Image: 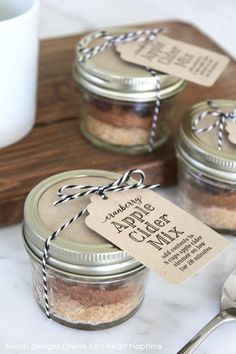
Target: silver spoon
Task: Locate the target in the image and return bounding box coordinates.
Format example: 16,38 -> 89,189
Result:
177,269 -> 236,353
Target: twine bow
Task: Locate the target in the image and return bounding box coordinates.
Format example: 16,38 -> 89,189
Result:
192,100 -> 236,150
77,28 -> 166,152
42,169 -> 160,318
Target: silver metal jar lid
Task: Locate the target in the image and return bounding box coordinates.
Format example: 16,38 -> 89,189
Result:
74,28 -> 186,102
176,99 -> 236,183
23,170 -> 142,276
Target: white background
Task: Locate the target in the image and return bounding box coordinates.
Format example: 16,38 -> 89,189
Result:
40,0 -> 236,58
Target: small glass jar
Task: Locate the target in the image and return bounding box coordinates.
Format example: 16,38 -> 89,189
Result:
176,100 -> 236,235
23,170 -> 148,329
74,29 -> 186,154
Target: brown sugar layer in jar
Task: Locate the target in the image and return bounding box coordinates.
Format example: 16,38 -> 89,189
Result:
83,96 -> 173,147
51,278 -> 138,307
180,178 -> 236,233
50,278 -> 144,325
185,181 -> 236,210
84,115 -> 151,146
87,97 -> 172,129
31,260 -> 145,326
52,295 -> 142,325
181,197 -> 236,234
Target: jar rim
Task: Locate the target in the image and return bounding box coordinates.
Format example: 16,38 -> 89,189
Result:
176,99 -> 236,184
74,28 -> 186,102
24,235 -> 145,280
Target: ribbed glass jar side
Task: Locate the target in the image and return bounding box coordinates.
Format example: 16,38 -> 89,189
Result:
79,89 -> 180,154
177,160 -> 236,235
30,253 -> 148,330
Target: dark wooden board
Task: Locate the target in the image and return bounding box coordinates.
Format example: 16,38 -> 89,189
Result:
0,21 -> 235,226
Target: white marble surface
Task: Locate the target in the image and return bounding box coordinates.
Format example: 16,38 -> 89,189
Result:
1,1 -> 236,353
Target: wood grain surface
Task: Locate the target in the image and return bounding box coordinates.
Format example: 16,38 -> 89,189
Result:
0,21 -> 235,226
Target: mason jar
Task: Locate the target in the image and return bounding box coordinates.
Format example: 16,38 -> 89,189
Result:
73,29 -> 186,154
23,170 -> 148,329
176,100 -> 236,235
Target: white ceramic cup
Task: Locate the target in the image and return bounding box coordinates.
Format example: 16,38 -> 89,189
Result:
0,0 -> 39,148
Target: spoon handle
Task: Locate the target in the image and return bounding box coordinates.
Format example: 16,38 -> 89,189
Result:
177,313 -> 229,354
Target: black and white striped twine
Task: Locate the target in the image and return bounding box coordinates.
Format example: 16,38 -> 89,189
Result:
42,168 -> 160,319
192,100 -> 236,151
77,28 -> 166,152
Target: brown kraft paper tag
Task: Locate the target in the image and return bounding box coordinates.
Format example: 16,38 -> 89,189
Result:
85,189 -> 229,284
225,121 -> 236,145
116,34 -> 230,86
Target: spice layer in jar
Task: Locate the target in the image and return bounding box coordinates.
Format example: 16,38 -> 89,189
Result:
23,170 -> 148,329
176,100 -> 236,235
74,28 -> 186,154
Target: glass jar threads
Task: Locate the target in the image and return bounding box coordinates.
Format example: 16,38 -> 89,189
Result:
23,170 -> 148,329
73,28 -> 186,154
176,100 -> 236,235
